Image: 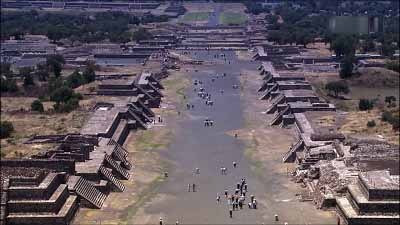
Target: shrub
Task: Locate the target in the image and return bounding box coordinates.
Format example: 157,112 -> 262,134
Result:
325,80 -> 350,98
31,99 -> 44,112
359,99 -> 374,111
0,121 -> 14,139
367,120 -> 376,127
381,111 -> 393,122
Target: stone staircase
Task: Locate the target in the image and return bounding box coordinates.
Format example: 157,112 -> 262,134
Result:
104,154 -> 130,180
270,105 -> 290,126
127,108 -> 148,129
266,94 -> 285,113
336,173 -> 400,225
112,145 -> 131,170
282,139 -> 304,163
99,166 -> 125,192
68,176 -> 107,209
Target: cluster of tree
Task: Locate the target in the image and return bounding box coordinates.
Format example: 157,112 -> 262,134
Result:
266,5 -> 328,47
1,54 -> 67,94
381,110 -> 400,131
50,86 -> 83,113
66,63 -> 96,89
0,121 -> 14,139
1,11 -> 167,43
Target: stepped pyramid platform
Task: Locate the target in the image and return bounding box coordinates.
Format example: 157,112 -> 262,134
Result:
336,171 -> 400,225
3,172 -> 78,225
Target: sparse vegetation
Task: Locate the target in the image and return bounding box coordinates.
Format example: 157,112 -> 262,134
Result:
325,80 -> 350,98
0,121 -> 14,139
367,120 -> 376,127
31,99 -> 44,113
359,99 -> 374,111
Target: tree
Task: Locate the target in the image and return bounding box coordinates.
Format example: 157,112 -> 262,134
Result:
131,28 -> 152,42
19,67 -> 34,86
66,70 -> 84,89
31,99 -> 44,112
325,80 -> 350,98
1,78 -> 18,93
359,99 -> 374,111
367,120 -> 376,127
50,86 -> 74,103
330,35 -> 358,58
46,55 -> 65,77
361,38 -> 375,53
385,96 -> 397,107
339,55 -> 355,79
36,63 -> 50,81
0,121 -> 14,139
47,76 -> 64,93
1,63 -> 13,78
82,62 -> 96,83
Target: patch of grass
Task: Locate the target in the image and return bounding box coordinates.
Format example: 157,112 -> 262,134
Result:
182,12 -> 210,22
135,130 -> 171,151
119,175 -> 165,225
219,12 -> 247,25
243,135 -> 265,178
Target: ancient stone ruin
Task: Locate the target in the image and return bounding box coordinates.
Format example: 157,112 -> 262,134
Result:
0,72 -> 164,225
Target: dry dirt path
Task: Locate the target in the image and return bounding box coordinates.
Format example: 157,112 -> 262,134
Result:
127,51 -> 337,225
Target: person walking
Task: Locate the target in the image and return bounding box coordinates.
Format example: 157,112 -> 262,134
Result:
229,209 -> 233,218
216,194 -> 220,203
192,183 -> 196,192
159,217 -> 163,225
224,189 -> 228,198
233,161 -> 237,168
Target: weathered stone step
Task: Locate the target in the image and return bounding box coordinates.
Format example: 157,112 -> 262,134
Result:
70,176 -> 107,209
104,154 -> 130,180
99,166 -> 125,192
7,195 -> 78,225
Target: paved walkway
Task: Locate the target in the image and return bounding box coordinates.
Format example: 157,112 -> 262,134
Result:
137,51 -> 336,224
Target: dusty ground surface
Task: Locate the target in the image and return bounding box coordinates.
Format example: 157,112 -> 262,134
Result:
73,68 -> 190,225
73,50 -> 337,225
0,97 -> 92,158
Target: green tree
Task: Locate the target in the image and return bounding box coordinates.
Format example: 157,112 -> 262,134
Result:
50,86 -> 74,103
385,96 -> 397,106
1,78 -> 18,93
330,35 -> 358,58
325,80 -> 350,98
1,63 -> 13,78
66,70 -> 84,89
359,99 -> 374,111
0,121 -> 14,139
36,63 -> 50,81
367,120 -> 376,127
131,28 -> 152,42
339,55 -> 355,79
82,63 -> 96,83
46,55 -> 65,77
19,67 -> 34,86
31,99 -> 44,112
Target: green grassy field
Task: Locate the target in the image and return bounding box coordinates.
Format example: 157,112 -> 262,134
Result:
219,12 -> 248,25
182,12 -> 210,22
